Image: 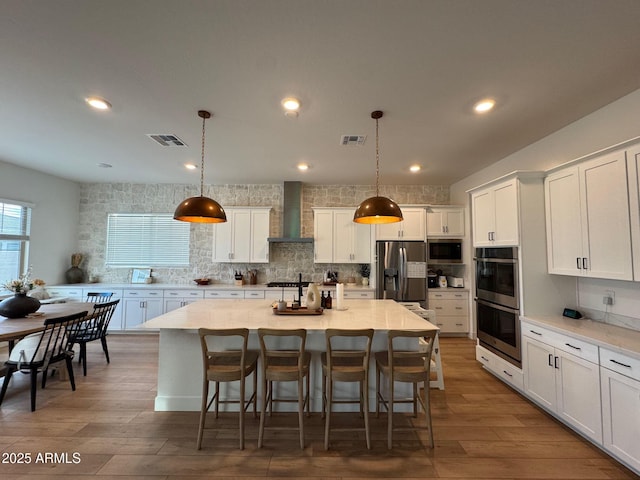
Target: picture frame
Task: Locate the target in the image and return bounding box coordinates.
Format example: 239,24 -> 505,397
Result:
131,268 -> 152,284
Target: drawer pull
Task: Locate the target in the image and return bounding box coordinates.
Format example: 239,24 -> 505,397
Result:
502,370 -> 513,377
610,359 -> 632,369
565,343 -> 581,351
529,329 -> 542,336
480,355 -> 489,362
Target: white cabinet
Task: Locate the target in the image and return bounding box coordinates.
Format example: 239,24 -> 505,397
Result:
522,322 -> 602,443
628,144 -> 640,281
375,207 -> 426,241
163,289 -> 205,313
476,344 -> 524,391
122,289 -> 164,329
600,347 -> 640,472
545,149 -> 632,280
46,286 -> 84,301
212,207 -> 271,263
471,178 -> 518,247
313,208 -> 371,263
428,290 -> 468,334
204,289 -> 245,299
426,206 -> 464,237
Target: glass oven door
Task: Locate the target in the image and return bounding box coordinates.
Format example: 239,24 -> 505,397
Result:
476,298 -> 521,366
475,248 -> 519,309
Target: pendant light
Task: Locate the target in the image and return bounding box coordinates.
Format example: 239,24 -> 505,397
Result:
353,110 -> 403,224
174,110 -> 227,223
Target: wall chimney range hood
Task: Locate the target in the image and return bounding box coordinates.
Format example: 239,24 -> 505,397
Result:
267,181 -> 313,243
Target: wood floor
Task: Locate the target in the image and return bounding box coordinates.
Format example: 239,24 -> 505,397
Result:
0,334 -> 637,479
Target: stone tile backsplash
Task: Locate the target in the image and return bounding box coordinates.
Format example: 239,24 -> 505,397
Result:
78,183 -> 449,285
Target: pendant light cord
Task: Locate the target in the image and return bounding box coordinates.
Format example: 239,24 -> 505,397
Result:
199,114 -> 206,197
375,115 -> 380,197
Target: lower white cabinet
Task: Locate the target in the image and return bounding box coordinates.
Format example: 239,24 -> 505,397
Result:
522,322 -> 602,443
163,289 -> 204,313
204,290 -> 245,299
476,344 -> 524,391
428,290 -> 469,334
122,289 -> 163,329
600,347 -> 640,472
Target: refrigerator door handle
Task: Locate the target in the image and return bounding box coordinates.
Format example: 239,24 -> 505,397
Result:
399,246 -> 407,299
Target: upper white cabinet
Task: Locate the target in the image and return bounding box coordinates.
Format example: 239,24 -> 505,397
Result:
313,208 -> 371,263
426,206 -> 464,237
212,207 -> 271,263
628,144 -> 640,281
375,207 -> 426,241
545,149 -> 632,280
470,178 -> 519,246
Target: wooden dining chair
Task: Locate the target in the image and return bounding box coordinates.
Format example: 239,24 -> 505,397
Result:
197,328 -> 259,450
85,292 -> 114,303
67,299 -> 120,376
321,328 -> 374,450
375,329 -> 437,449
257,328 -> 311,449
0,310 -> 87,411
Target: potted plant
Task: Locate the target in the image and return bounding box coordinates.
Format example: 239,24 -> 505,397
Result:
358,264 -> 371,286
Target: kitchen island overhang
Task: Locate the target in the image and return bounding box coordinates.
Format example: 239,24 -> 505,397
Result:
144,298 -> 439,412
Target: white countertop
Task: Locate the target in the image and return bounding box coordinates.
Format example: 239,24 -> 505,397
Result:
521,314 -> 640,360
49,282 -> 374,292
144,298 -> 438,332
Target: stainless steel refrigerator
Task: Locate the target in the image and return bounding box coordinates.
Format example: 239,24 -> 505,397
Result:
376,241 -> 428,307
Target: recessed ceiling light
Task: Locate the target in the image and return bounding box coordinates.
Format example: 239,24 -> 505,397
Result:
86,97 -> 112,110
281,97 -> 301,111
410,165 -> 421,173
184,163 -> 197,170
97,162 -> 112,168
297,163 -> 309,171
474,98 -> 495,114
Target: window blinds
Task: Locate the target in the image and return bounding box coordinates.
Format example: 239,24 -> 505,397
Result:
106,214 -> 190,267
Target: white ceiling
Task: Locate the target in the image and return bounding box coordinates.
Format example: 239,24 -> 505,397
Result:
2,0 -> 640,187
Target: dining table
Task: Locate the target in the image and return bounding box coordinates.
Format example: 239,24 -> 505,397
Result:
0,302 -> 95,350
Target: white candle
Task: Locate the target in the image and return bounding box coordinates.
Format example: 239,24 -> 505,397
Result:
336,283 -> 344,310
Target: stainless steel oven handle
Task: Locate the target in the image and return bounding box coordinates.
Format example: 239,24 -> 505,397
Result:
475,298 -> 520,315
473,257 -> 518,264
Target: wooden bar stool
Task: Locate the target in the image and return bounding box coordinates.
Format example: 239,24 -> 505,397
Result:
321,328 -> 374,450
196,328 -> 259,450
257,328 -> 311,449
375,329 -> 437,449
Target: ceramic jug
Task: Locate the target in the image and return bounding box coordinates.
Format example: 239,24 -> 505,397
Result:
306,283 -> 321,310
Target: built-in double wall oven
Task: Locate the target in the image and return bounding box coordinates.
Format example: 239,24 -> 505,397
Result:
475,247 -> 521,367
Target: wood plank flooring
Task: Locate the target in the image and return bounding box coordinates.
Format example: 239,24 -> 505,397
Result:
0,334 -> 637,479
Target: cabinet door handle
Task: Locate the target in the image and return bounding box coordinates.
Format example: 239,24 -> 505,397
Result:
548,354 -> 553,367
576,257 -> 581,269
582,257 -> 588,270
565,343 -> 581,351
554,356 -> 560,369
610,359 -> 632,369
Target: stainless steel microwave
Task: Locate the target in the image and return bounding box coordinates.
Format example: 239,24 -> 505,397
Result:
427,239 -> 463,264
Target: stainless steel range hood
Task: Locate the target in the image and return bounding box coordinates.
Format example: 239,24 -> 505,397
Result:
267,181 -> 313,243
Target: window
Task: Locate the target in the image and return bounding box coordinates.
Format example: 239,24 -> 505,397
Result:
0,199 -> 32,284
105,214 -> 190,267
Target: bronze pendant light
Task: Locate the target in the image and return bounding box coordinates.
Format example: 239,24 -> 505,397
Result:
353,110 -> 403,224
174,110 -> 227,223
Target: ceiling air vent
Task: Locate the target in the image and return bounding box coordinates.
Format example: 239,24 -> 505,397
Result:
146,134 -> 187,147
340,135 -> 366,146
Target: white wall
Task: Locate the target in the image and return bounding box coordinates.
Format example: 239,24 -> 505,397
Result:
450,88 -> 640,328
0,161 -> 80,284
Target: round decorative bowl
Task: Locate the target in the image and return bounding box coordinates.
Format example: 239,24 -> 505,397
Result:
194,278 -> 211,286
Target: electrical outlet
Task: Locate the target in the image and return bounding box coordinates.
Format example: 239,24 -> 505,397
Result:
603,289 -> 615,306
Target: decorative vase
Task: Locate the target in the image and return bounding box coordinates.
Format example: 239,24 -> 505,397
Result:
65,266 -> 85,284
0,293 -> 41,318
362,277 -> 369,286
306,283 -> 321,310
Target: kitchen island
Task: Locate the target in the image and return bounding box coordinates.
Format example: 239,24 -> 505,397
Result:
144,298 -> 438,412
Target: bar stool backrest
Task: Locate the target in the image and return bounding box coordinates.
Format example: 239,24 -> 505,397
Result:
387,329 -> 437,381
